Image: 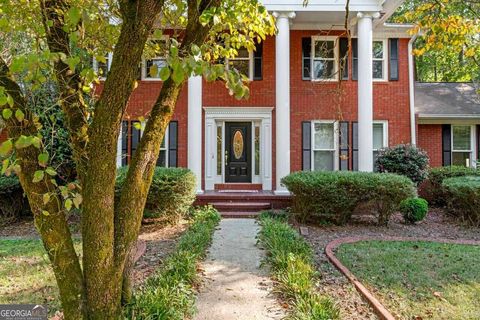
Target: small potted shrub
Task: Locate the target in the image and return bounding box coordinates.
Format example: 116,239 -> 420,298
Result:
399,197 -> 428,224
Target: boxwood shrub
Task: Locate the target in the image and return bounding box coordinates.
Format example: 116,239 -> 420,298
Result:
399,197 -> 428,224
116,166 -> 196,224
419,166 -> 480,206
282,171 -> 416,225
443,176 -> 480,227
0,175 -> 30,224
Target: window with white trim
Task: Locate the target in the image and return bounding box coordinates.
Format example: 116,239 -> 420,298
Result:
372,40 -> 387,80
312,121 -> 338,171
452,125 -> 473,167
373,121 -> 388,166
312,37 -> 338,80
143,38 -> 168,80
227,47 -> 253,80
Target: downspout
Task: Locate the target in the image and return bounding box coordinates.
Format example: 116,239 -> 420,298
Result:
408,34 -> 418,145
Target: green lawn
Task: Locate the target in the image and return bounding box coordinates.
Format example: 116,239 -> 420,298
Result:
336,240 -> 480,320
0,239 -> 81,316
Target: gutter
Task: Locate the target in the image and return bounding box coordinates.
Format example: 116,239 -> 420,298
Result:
408,34 -> 418,145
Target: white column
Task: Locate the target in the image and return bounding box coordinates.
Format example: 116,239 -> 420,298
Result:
357,12 -> 379,172
273,11 -> 295,194
188,76 -> 203,194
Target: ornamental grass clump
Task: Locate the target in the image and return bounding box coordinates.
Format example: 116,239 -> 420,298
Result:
399,197 -> 429,224
282,171 -> 416,225
443,176 -> 480,227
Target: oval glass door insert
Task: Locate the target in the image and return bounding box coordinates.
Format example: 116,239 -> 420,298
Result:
233,130 -> 244,159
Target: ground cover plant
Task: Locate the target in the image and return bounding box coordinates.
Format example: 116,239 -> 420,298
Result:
116,167 -> 196,223
0,239 -> 81,317
258,212 -> 339,320
443,176 -> 480,227
124,206 -> 220,319
336,240 -> 480,320
282,171 -> 416,225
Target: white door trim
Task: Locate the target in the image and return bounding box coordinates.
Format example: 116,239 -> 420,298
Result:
204,107 -> 273,191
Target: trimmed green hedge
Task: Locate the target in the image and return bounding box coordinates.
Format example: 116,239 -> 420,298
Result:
443,176 -> 480,227
419,166 -> 480,206
116,167 -> 196,223
0,175 -> 30,224
282,171 -> 416,225
125,206 -> 220,319
399,197 -> 428,224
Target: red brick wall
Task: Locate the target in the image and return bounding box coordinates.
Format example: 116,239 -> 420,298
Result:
417,124 -> 443,167
95,32 -> 413,189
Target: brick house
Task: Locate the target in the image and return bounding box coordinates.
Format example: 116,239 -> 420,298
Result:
1,0 -> 479,203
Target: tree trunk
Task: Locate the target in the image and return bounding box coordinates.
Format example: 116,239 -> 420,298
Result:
0,61 -> 85,320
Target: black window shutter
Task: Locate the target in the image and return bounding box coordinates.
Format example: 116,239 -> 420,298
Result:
352,122 -> 359,171
168,121 -> 178,167
442,124 -> 452,166
302,121 -> 311,171
352,39 -> 358,81
130,121 -> 141,163
121,121 -> 129,166
389,38 -> 399,81
339,38 -> 349,80
339,121 -> 350,170
302,38 -> 312,80
253,42 -> 263,80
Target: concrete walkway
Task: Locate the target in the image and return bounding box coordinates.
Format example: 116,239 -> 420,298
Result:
194,219 -> 285,320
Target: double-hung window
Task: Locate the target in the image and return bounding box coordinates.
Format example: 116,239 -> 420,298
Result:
143,38 -> 168,80
228,47 -> 253,80
312,37 -> 338,80
373,121 -> 388,166
452,125 -> 473,166
372,40 -> 387,81
312,121 -> 338,171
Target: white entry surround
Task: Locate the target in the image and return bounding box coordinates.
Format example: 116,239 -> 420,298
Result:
204,107 -> 273,191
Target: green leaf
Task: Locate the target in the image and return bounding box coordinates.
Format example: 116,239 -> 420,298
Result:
43,193 -> 51,205
65,199 -> 73,211
6,94 -> 13,107
0,95 -> 7,106
42,210 -> 50,216
2,108 -> 12,120
149,64 -> 159,78
171,64 -> 185,84
15,109 -> 25,122
159,67 -> 171,81
73,194 -> 83,209
15,135 -> 33,149
33,170 -> 45,183
38,153 -> 49,167
67,7 -> 82,26
45,167 -> 57,176
1,159 -> 9,174
0,140 -> 13,157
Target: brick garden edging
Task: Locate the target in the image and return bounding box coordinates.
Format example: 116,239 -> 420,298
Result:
325,236 -> 480,320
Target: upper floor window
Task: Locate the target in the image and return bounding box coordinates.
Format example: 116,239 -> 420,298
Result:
227,47 -> 253,80
93,53 -> 111,78
143,38 -> 168,80
312,37 -> 338,81
372,40 -> 387,81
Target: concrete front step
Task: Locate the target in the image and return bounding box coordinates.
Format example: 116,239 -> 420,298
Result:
220,211 -> 262,218
211,201 -> 272,212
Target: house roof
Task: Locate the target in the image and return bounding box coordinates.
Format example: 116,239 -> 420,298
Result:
415,82 -> 480,119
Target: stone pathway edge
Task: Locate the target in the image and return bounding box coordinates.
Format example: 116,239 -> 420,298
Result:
325,236 -> 480,320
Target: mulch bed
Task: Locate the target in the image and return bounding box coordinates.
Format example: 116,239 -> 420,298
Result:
296,208 -> 480,320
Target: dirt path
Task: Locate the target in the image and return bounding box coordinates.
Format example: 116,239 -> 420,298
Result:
194,219 -> 285,320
